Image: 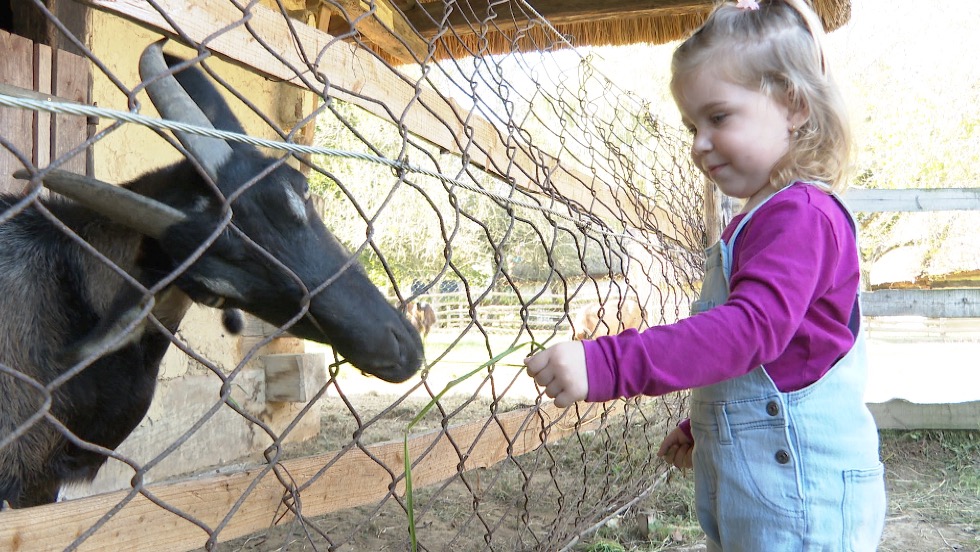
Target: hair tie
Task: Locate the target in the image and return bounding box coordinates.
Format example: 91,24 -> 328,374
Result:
735,0 -> 760,9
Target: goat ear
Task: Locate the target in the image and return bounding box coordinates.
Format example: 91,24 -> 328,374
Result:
14,169 -> 185,239
222,308 -> 244,334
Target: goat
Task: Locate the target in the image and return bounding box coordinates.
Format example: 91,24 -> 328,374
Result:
405,301 -> 437,339
0,41 -> 423,508
572,299 -> 645,340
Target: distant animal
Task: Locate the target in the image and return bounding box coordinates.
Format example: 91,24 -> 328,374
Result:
572,299 -> 645,340
0,40 -> 422,508
405,301 -> 437,339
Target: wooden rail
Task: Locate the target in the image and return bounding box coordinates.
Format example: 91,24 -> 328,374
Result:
0,400 -> 625,551
842,188 -> 980,429
843,187 -> 980,212
862,289 -> 980,319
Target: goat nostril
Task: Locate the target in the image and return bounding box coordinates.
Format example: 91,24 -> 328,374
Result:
392,323 -> 423,371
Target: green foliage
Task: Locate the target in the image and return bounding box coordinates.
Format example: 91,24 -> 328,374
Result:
309,99 -> 484,291
584,540 -> 627,552
308,97 -> 643,297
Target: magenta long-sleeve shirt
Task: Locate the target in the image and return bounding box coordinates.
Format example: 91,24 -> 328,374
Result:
583,183 -> 860,402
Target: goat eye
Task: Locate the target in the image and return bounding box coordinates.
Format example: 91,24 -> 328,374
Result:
303,186 -> 311,202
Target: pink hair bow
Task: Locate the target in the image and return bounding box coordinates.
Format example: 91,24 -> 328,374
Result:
735,0 -> 760,9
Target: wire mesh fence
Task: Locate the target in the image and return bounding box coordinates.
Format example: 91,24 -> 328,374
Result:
0,1 -> 706,550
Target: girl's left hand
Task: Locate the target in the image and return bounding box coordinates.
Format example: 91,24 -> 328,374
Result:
523,341 -> 588,408
657,426 -> 694,470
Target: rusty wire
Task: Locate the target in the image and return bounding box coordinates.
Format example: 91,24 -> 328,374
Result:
0,0 -> 706,550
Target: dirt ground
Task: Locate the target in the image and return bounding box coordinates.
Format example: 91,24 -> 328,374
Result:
217,386 -> 979,552
875,431 -> 979,552
220,389 -> 675,551
627,430 -> 980,552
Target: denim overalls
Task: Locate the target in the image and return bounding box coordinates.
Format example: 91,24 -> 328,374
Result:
689,187 -> 886,551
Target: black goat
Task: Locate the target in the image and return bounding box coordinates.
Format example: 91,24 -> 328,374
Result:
0,41 -> 423,508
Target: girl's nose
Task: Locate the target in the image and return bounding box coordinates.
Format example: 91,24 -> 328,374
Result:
691,130 -> 711,155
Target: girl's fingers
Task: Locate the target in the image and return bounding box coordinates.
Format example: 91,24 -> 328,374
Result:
524,358 -> 541,376
534,370 -> 555,388
553,392 -> 576,409
676,445 -> 694,469
523,349 -> 549,375
544,379 -> 565,399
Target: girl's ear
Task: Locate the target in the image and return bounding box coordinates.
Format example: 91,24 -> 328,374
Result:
785,86 -> 810,130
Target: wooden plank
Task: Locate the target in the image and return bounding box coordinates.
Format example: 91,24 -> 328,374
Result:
862,289 -> 980,318
86,0 -> 695,247
401,0 -> 707,37
0,82 -> 89,106
843,187 -> 980,212
0,30 -> 36,195
52,48 -> 90,175
35,42 -> 52,169
330,0 -> 429,63
869,400 -> 980,430
865,316 -> 980,340
51,0 -> 91,57
0,400 -> 620,551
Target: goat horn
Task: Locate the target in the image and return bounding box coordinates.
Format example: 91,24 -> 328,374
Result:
138,40 -> 232,182
13,169 -> 185,239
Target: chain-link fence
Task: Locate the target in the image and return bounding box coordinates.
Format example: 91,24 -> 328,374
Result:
0,1 -> 706,550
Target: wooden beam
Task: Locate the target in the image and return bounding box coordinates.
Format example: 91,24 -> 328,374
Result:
329,0 -> 430,63
0,400 -> 622,551
842,187 -> 980,212
869,399 -> 980,430
85,0 -> 697,246
276,0 -> 309,10
862,289 -> 980,318
400,0 -> 706,37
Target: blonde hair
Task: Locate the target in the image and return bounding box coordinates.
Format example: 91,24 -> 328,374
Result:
670,0 -> 852,193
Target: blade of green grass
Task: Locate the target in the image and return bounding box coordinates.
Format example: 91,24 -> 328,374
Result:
404,341 -> 541,551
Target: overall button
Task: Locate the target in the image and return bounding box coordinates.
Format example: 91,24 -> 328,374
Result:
775,449 -> 791,464
766,401 -> 780,416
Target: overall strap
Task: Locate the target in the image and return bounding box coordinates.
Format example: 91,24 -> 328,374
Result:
722,186 -> 790,282
724,183 -> 862,338
829,191 -> 862,338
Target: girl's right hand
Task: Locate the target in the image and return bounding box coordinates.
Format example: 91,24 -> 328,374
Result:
657,426 -> 694,470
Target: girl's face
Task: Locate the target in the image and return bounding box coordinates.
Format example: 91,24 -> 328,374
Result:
674,64 -> 804,212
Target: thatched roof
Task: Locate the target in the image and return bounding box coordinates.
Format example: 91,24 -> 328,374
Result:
361,0 -> 852,63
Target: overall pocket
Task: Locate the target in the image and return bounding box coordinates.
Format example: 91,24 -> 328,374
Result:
732,423 -> 804,517
842,463 -> 886,552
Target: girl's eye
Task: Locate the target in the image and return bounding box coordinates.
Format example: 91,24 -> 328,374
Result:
710,113 -> 728,125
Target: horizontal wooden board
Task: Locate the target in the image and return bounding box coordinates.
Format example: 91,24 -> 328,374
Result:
869,399 -> 980,430
862,289 -> 980,318
0,400 -> 618,551
843,187 -> 980,212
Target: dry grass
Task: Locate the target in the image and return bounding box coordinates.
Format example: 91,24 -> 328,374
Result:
576,430 -> 980,552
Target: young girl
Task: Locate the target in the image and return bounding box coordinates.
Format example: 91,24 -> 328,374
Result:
524,1 -> 886,549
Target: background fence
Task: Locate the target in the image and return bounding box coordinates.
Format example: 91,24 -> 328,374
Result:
844,189 -> 980,431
